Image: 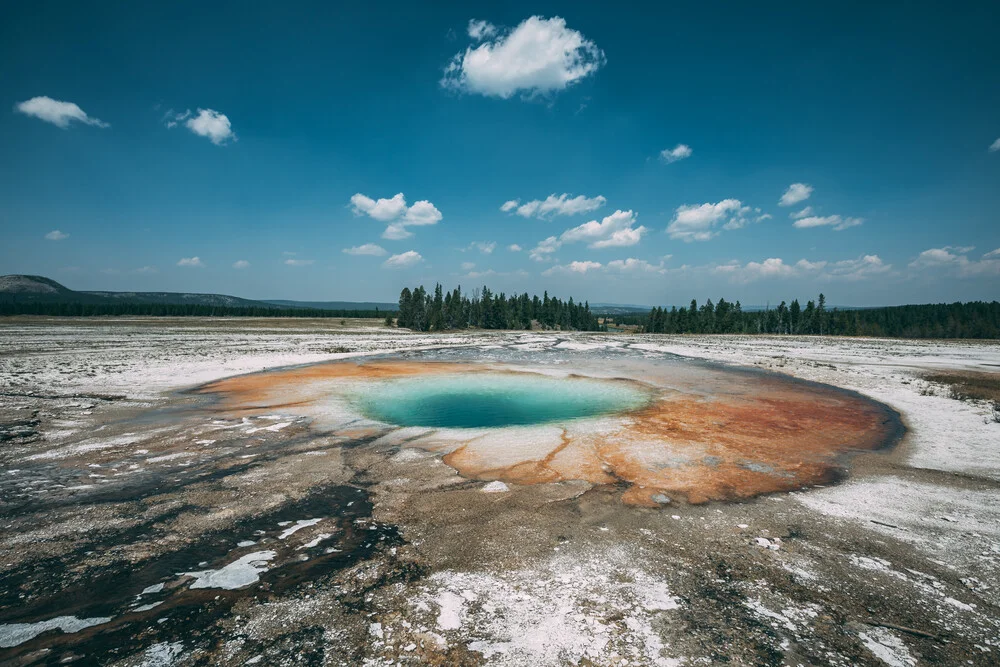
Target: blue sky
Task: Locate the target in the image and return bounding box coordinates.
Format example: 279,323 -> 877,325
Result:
2,1 -> 998,306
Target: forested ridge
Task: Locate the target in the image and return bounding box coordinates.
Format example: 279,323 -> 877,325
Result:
0,302 -> 386,318
628,294 -> 1000,339
4,275 -> 998,339
395,284 -> 602,331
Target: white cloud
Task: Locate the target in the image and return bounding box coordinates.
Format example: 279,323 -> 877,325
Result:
792,214 -> 863,231
794,259 -> 828,272
790,206 -> 813,219
45,230 -> 69,241
405,200 -> 444,226
507,244 -> 522,252
461,261 -> 476,271
506,193 -> 607,219
466,241 -> 496,254
542,260 -> 602,276
467,19 -> 497,40
605,258 -> 667,274
284,258 -> 315,266
441,16 -> 605,99
183,109 -> 236,145
990,138 -> 1000,153
351,193 -> 407,221
714,254 -> 889,283
351,192 -> 442,239
383,250 -> 423,269
660,144 -> 692,164
177,257 -> 204,267
909,247 -> 1000,277
16,96 -> 108,129
529,235 -> 561,262
826,254 -> 891,281
232,260 -> 250,269
667,199 -> 750,242
162,108 -> 191,128
382,224 -> 412,240
779,183 -> 813,207
591,226 -> 646,248
561,209 -> 646,249
529,210 -> 647,258
462,268 -> 530,280
134,266 -> 157,274
342,243 -> 387,256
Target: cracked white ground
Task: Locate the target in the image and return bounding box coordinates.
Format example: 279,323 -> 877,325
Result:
0,318 -> 998,666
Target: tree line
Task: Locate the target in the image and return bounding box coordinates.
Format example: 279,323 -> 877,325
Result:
395,284 -> 603,331
0,302 -> 387,319
628,294 -> 1000,339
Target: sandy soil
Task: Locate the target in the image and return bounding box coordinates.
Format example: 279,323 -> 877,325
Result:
0,318 -> 998,666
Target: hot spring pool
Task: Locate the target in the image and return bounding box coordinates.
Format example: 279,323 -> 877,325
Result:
349,372 -> 651,428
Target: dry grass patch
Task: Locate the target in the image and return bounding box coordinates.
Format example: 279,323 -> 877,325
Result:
924,371 -> 1000,403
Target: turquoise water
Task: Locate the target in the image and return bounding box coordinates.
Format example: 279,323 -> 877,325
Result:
350,373 -> 650,428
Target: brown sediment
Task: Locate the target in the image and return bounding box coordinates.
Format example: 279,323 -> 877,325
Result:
198,359 -> 901,505
197,360 -> 478,413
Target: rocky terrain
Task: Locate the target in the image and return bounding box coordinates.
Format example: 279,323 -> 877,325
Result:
0,317 -> 997,666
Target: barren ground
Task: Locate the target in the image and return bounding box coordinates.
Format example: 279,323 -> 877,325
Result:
1,317 -> 998,666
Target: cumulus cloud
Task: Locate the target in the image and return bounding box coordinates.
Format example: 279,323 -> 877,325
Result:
350,193 -> 406,222
528,235 -> 561,262
404,200 -> 445,225
232,260 -> 250,269
660,144 -> 692,164
45,230 -> 69,241
990,138 -> 1000,152
441,16 -> 605,99
507,244 -> 522,252
714,254 -> 889,283
342,243 -> 387,256
16,96 -> 109,129
162,108 -> 191,128
826,254 -> 891,281
177,109 -> 237,145
667,199 -> 751,242
461,261 -> 476,271
559,210 -> 647,248
177,257 -> 204,267
467,241 -> 497,254
383,250 -> 423,269
792,214 -> 863,231
529,209 -> 647,258
542,260 -> 602,276
605,258 -> 667,274
284,258 -> 315,266
560,210 -> 646,249
779,183 -> 813,207
909,247 -> 1000,277
790,206 -> 813,219
467,19 -> 497,40
504,193 -> 606,219
382,224 -> 412,240
351,192 -> 443,239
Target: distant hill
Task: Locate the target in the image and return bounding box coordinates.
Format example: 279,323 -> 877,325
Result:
0,275 -> 283,308
0,274 -> 78,297
263,299 -> 398,311
0,275 -> 394,313
589,303 -> 652,315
